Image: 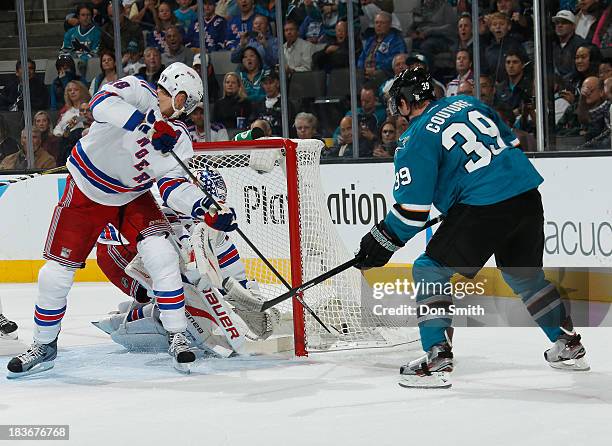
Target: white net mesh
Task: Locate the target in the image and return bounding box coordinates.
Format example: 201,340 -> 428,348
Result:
191,139 -> 417,353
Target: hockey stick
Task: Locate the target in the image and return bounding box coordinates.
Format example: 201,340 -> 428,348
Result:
261,215 -> 445,312
167,149 -> 336,334
0,166 -> 68,186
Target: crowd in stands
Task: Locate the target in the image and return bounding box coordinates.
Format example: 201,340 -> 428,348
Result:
2,0 -> 612,171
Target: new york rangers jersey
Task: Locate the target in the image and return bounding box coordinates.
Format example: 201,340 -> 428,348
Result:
385,95 -> 544,242
67,75 -> 207,217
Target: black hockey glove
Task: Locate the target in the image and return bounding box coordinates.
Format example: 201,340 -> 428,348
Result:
354,221 -> 405,269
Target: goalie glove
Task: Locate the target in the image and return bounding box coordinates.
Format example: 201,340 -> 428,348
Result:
354,221 -> 405,269
202,204 -> 238,232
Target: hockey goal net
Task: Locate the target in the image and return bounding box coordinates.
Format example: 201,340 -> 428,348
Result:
191,139 -> 416,356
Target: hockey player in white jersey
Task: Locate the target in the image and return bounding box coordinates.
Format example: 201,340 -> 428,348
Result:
7,62 -> 238,377
0,298 -> 18,340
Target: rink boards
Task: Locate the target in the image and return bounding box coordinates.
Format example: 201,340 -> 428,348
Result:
0,155 -> 610,300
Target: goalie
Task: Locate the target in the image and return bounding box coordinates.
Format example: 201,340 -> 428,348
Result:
93,166 -> 280,355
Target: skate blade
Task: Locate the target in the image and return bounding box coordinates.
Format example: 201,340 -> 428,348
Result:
6,361 -> 54,379
548,357 -> 590,372
172,359 -> 193,374
398,372 -> 452,389
0,332 -> 18,341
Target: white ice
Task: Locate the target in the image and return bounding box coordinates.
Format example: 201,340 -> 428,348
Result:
1,283 -> 611,446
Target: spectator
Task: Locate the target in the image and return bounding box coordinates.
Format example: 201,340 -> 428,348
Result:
226,0 -> 257,49
161,26 -> 195,66
0,128 -> 56,171
354,84 -> 387,130
483,12 -> 525,83
175,0 -> 198,33
358,11 -> 406,86
457,79 -> 475,95
49,55 -> 83,111
287,0 -> 322,26
61,3 -> 102,67
576,76 -> 610,144
361,0 -> 402,39
493,0 -> 533,42
479,73 -> 497,107
100,0 -> 144,54
283,19 -> 315,74
123,41 -> 146,76
33,111 -> 60,163
65,1 -> 109,30
136,47 -> 166,87
250,118 -> 273,136
131,0 -> 158,32
231,14 -> 279,67
495,50 -> 532,114
496,103 -> 535,152
380,53 -> 408,101
410,0 -> 458,65
237,45 -> 269,102
312,19 -> 360,72
122,0 -> 140,20
188,102 -> 229,142
213,72 -> 252,129
53,81 -> 91,138
553,10 -> 586,82
564,44 -> 602,102
184,0 -> 227,52
89,50 -> 119,96
57,102 -> 95,165
446,49 -> 474,97
453,13 -> 474,53
575,0 -> 604,41
250,70 -> 295,136
604,76 -> 612,101
297,0 -> 323,44
592,3 -> 612,48
294,112 -> 319,139
0,58 -> 49,112
146,1 -> 178,54
192,53 -> 220,101
0,115 -> 19,163
325,116 -> 374,158
405,53 -> 446,98
216,0 -> 237,20
599,59 -> 612,80
372,119 -> 397,158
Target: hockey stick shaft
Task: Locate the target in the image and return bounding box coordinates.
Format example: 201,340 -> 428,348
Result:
0,166 -> 68,186
168,150 -> 335,334
261,215 -> 445,312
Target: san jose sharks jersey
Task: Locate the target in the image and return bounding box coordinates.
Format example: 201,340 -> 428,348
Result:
67,75 -> 207,217
385,95 -> 544,242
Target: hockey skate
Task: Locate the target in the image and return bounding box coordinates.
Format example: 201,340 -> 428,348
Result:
399,343 -> 454,389
223,277 -> 280,340
0,314 -> 18,340
544,328 -> 589,371
6,338 -> 57,379
168,331 -> 195,374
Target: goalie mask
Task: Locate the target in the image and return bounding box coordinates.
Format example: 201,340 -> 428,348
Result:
197,166 -> 228,202
388,66 -> 435,116
158,62 -> 204,118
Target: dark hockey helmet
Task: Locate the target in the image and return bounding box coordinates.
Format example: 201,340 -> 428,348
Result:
388,66 -> 435,116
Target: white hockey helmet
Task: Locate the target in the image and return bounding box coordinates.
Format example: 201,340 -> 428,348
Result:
158,62 -> 204,118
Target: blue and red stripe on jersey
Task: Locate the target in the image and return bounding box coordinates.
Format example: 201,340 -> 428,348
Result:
157,177 -> 187,204
69,142 -> 154,195
139,80 -> 157,98
218,245 -> 239,268
89,90 -> 118,111
155,288 -> 185,310
34,305 -> 66,326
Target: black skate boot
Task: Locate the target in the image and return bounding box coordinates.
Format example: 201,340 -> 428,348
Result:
399,342 -> 454,388
168,331 -> 195,373
7,338 -> 58,379
545,327 -> 589,371
0,314 -> 18,340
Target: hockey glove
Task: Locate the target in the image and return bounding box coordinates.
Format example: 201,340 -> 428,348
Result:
203,205 -> 238,232
150,120 -> 179,154
354,221 -> 405,269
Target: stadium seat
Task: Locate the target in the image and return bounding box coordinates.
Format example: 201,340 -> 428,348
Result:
326,68 -> 351,98
289,70 -> 326,100
43,58 -> 58,85
85,57 -> 101,83
209,51 -> 236,75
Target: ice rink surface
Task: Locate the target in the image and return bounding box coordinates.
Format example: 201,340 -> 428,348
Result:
1,282 -> 611,446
